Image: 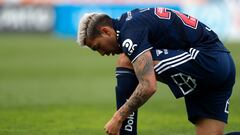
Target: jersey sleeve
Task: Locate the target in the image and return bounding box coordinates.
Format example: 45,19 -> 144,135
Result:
120,27 -> 153,63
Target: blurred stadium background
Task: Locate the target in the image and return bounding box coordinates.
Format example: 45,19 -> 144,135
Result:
0,0 -> 239,134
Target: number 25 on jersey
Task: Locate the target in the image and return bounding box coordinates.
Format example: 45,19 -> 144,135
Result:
155,7 -> 198,29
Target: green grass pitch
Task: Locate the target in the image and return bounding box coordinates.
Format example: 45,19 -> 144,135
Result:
0,34 -> 239,135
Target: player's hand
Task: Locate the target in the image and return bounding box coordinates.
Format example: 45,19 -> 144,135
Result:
104,112 -> 123,135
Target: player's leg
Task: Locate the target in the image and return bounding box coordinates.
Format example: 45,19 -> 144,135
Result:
185,51 -> 235,135
115,53 -> 139,135
151,48 -> 235,135
195,118 -> 225,135
184,86 -> 233,135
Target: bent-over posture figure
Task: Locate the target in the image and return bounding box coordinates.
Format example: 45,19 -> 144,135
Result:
77,7 -> 236,135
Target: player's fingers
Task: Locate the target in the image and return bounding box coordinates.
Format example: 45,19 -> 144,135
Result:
104,127 -> 111,135
104,129 -> 115,135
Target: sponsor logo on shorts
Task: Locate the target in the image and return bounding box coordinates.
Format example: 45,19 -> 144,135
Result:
171,73 -> 197,95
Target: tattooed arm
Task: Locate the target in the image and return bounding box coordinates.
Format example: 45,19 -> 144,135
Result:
104,50 -> 156,134
116,51 -> 156,120
114,50 -> 157,122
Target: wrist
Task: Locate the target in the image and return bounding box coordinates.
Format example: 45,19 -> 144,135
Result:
113,111 -> 125,123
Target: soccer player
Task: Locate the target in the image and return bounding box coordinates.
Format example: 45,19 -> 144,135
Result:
77,7 -> 236,135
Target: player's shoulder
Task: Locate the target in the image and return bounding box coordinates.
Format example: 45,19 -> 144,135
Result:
121,8 -> 154,22
119,8 -> 153,30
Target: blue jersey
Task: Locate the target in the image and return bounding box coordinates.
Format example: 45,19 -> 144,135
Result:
112,7 -> 229,62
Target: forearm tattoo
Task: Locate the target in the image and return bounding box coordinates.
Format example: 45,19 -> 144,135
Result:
119,52 -> 155,118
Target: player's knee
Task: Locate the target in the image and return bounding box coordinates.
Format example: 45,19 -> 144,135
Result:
116,53 -> 133,69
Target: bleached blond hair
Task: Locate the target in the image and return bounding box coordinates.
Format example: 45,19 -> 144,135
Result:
77,13 -> 112,46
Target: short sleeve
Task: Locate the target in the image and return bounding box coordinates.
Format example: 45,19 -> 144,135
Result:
120,27 -> 153,63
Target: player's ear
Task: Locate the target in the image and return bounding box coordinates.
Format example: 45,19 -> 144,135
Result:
100,26 -> 113,37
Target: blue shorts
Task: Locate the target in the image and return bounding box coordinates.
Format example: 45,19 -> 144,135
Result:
151,48 -> 236,124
